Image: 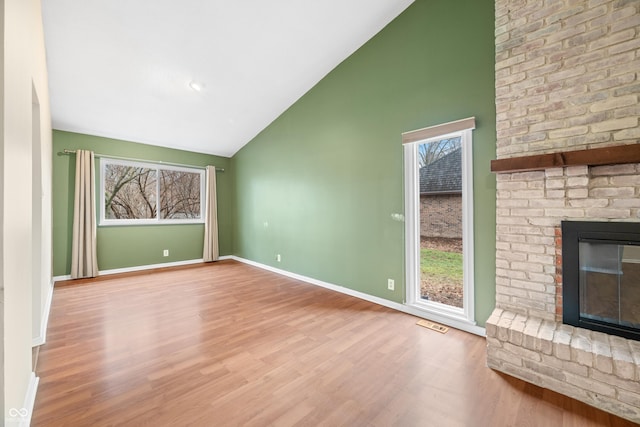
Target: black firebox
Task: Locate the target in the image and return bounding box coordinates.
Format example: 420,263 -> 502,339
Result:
562,220 -> 640,341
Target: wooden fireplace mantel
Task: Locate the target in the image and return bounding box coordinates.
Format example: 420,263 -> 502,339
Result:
490,144 -> 640,173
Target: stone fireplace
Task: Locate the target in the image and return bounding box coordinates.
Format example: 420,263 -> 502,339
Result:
486,0 -> 640,423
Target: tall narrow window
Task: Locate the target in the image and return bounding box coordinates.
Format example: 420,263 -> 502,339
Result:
403,118 -> 475,328
418,137 -> 463,307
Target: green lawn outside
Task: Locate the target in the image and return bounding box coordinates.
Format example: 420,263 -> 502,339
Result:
420,247 -> 464,307
420,248 -> 463,284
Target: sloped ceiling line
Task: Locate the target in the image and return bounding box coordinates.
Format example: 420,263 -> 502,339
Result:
42,0 -> 414,157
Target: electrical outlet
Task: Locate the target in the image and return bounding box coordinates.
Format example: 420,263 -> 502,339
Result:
163,249 -> 169,257
276,254 -> 281,262
387,279 -> 395,291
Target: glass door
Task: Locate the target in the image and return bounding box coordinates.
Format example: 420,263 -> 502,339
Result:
403,120 -> 475,327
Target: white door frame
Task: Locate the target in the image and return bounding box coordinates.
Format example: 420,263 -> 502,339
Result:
403,118 -> 476,328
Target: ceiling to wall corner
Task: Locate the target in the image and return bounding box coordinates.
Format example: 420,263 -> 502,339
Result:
42,0 -> 414,157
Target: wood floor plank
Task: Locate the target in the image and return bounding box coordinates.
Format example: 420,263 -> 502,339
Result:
32,261 -> 637,426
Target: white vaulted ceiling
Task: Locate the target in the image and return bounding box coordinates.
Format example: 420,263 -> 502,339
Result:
42,0 -> 414,157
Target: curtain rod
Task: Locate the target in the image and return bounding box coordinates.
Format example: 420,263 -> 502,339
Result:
61,149 -> 225,172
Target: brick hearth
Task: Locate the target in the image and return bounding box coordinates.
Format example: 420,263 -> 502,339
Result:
487,310 -> 640,422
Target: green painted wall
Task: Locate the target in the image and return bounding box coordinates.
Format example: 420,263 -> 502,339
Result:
232,0 -> 496,325
52,130 -> 232,276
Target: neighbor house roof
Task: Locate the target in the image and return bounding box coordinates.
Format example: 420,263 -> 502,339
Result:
419,148 -> 462,194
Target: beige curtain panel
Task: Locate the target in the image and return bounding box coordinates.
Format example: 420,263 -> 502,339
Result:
203,165 -> 219,262
70,149 -> 98,279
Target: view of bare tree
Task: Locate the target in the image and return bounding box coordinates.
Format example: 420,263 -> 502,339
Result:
104,165 -> 157,219
418,137 -> 461,167
160,170 -> 201,219
104,163 -> 202,221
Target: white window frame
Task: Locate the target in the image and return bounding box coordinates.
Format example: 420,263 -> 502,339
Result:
100,158 -> 205,226
403,118 -> 476,327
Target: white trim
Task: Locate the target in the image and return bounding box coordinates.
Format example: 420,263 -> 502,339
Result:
5,372 -> 39,427
99,218 -> 205,227
50,256 -> 485,337
53,257 -> 234,285
403,126 -> 476,328
402,117 -> 475,144
52,274 -> 72,283
31,278 -> 54,347
404,142 -> 420,308
98,258 -> 205,276
460,129 -> 475,322
229,256 -> 486,337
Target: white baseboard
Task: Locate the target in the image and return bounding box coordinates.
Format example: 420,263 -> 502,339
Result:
229,256 -> 486,337
32,278 -> 54,347
5,372 -> 38,427
53,258 -> 227,285
99,258 -> 205,276
49,257 -> 486,336
52,274 -> 71,283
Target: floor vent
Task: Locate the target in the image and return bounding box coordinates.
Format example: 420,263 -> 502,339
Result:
416,319 -> 448,334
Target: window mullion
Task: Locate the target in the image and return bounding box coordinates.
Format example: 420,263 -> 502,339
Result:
156,166 -> 160,221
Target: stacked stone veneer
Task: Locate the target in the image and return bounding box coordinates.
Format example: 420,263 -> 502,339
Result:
488,0 -> 640,422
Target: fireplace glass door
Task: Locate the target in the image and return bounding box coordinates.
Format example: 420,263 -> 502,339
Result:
579,241 -> 640,329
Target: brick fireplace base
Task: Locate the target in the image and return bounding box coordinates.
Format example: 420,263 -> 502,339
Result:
490,162 -> 640,422
486,309 -> 640,423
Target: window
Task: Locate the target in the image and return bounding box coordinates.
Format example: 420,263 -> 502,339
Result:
100,159 -> 204,225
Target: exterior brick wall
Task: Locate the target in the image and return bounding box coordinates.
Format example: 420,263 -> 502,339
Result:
419,194 -> 462,239
490,0 -> 640,422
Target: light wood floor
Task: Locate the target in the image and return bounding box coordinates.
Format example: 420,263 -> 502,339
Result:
32,261 -> 636,426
